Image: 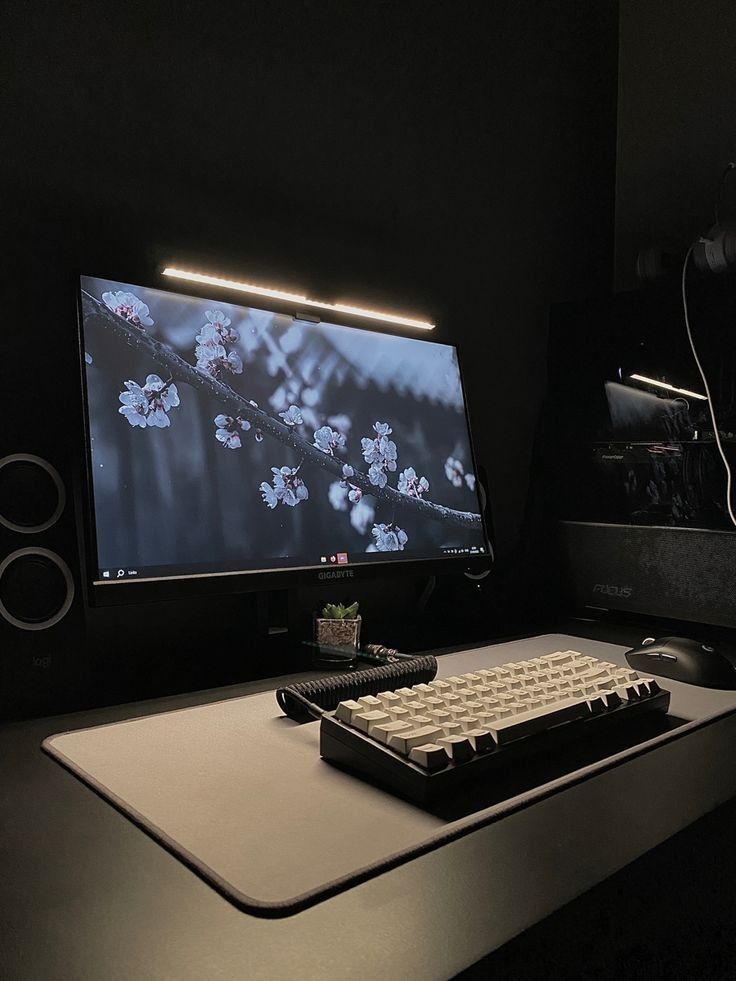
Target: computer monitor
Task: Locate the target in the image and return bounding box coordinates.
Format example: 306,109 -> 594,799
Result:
77,274 -> 491,604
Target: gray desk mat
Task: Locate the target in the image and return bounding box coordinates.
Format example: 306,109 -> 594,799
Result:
42,633 -> 736,918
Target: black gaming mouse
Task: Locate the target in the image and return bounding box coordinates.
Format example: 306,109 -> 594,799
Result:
626,636 -> 736,690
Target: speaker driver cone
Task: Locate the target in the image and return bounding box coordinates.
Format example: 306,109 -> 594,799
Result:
0,548 -> 75,630
0,454 -> 66,533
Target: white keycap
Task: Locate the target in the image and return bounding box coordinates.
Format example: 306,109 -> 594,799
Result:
463,700 -> 484,713
456,716 -> 483,731
388,706 -> 412,722
371,720 -> 413,744
587,695 -> 607,714
353,710 -> 391,734
462,673 -> 482,684
388,725 -> 444,755
334,700 -> 364,724
429,680 -> 452,694
485,697 -> 592,745
464,729 -> 495,752
357,695 -> 383,710
444,676 -> 466,689
403,700 -> 427,715
427,710 -> 453,726
454,688 -> 476,700
408,744 -> 448,770
438,735 -> 475,763
422,696 -> 445,710
376,691 -> 403,708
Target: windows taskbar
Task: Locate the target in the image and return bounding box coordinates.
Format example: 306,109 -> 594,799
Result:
94,544 -> 489,585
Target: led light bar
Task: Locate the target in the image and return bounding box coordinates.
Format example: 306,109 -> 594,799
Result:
629,374 -> 708,401
162,267 -> 435,331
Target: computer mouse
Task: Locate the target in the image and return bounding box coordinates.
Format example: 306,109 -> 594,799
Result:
626,636 -> 736,690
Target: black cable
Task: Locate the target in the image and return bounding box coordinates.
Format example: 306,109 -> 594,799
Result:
276,655 -> 438,721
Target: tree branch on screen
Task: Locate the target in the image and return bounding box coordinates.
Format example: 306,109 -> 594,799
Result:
81,291 -> 481,531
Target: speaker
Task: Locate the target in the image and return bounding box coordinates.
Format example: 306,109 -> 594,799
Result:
0,452 -> 91,719
558,520 -> 736,629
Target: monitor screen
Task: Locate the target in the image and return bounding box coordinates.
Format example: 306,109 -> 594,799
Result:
78,275 -> 489,589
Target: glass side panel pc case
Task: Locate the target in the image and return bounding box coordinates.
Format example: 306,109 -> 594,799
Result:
549,286 -> 736,532
77,275 -> 492,603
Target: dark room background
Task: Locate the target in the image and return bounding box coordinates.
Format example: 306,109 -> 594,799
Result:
615,0 -> 736,289
1,0 -> 618,563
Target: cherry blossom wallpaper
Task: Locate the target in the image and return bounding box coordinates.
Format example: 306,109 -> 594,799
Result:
81,276 -> 486,577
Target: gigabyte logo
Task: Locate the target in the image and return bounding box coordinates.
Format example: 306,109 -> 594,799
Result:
318,569 -> 355,580
593,583 -> 633,598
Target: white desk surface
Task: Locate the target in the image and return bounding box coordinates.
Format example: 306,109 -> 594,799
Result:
4,631 -> 736,981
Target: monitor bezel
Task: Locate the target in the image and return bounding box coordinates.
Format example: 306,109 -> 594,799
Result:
76,269 -> 494,607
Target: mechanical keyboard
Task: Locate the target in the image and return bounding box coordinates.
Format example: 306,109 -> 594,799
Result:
319,650 -> 670,804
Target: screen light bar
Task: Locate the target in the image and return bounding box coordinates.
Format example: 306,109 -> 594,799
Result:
162,267 -> 435,331
629,374 -> 708,401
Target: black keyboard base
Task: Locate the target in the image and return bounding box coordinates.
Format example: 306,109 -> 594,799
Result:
320,691 -> 671,808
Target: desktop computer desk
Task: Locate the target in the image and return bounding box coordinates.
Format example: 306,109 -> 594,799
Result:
3,621 -> 736,981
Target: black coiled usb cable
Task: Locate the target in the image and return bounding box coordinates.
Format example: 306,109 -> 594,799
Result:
276,655 -> 438,722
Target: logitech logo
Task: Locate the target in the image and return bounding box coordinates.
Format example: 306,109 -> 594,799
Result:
593,583 -> 633,598
318,569 -> 355,580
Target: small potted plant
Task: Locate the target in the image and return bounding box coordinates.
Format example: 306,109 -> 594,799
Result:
314,601 -> 362,651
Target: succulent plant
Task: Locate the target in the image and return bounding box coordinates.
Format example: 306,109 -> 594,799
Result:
321,601 -> 360,620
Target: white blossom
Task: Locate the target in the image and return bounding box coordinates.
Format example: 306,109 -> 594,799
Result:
195,320 -> 242,376
261,466 -> 309,508
445,456 -> 465,487
102,290 -> 154,328
328,481 -> 349,511
216,427 -> 242,449
205,309 -> 238,343
328,414 -> 352,434
213,413 -> 250,448
361,421 -> 398,486
368,463 -> 387,488
350,498 -> 374,534
313,426 -> 345,455
464,472 -> 476,492
118,382 -> 149,428
398,467 -> 429,498
279,405 -> 304,426
371,522 -> 408,551
118,375 -> 179,428
260,482 -> 278,508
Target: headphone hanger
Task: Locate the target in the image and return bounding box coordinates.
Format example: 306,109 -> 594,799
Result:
636,161 -> 736,283
692,161 -> 736,275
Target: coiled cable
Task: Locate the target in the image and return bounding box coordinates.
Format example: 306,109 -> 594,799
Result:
276,655 -> 438,721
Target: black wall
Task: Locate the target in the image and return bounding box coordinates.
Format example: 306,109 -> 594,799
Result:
615,0 -> 736,289
2,0 -> 618,558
